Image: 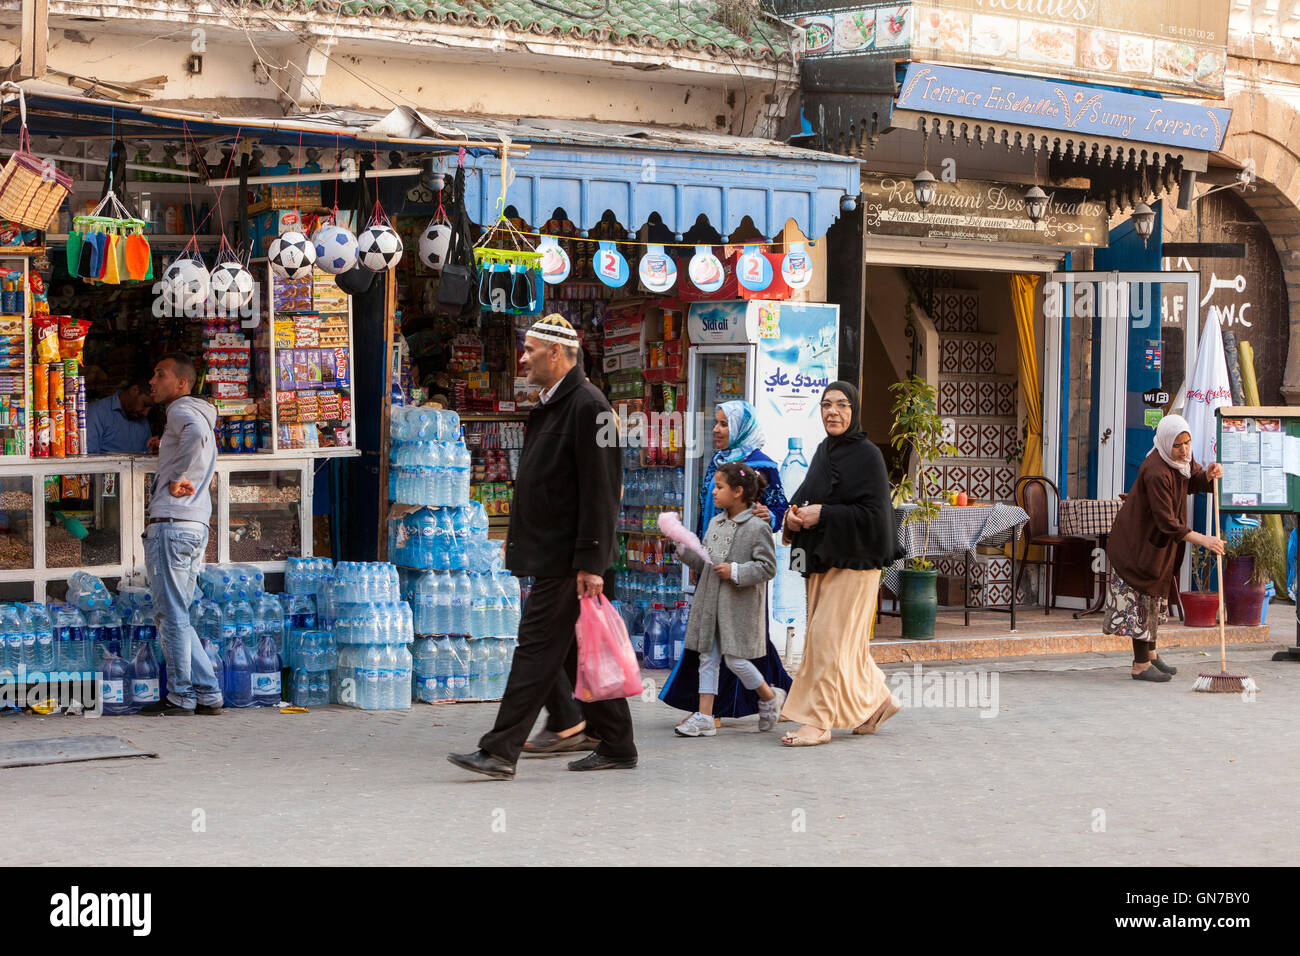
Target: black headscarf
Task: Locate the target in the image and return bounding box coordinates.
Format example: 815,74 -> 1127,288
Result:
790,381 -> 903,575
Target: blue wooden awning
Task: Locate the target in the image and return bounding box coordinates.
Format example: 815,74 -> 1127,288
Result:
463,140 -> 859,240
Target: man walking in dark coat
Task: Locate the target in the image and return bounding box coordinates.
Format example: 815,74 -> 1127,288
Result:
448,315 -> 636,780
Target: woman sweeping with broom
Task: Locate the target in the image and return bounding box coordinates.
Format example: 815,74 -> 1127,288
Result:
1103,415 -> 1224,682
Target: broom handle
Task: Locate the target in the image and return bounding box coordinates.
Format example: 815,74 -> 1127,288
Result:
1214,477 -> 1226,673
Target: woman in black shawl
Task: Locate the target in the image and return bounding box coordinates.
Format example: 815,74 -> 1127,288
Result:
779,382 -> 904,746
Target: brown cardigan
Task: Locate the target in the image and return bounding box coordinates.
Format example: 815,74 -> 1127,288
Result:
1107,453 -> 1212,596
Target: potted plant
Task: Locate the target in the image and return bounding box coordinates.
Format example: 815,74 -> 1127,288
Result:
1178,544 -> 1220,628
889,375 -> 956,640
1223,525 -> 1284,626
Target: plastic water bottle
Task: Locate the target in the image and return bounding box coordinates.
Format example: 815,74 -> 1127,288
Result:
54,605 -> 89,673
642,604 -> 669,669
412,637 -> 437,702
128,643 -> 161,712
201,636 -> 224,693
774,437 -> 810,656
227,590 -> 254,658
503,576 -> 521,635
392,643 -> 412,709
450,636 -> 471,699
100,652 -> 130,715
255,591 -> 286,658
251,634 -> 282,706
452,432 -> 472,503
668,604 -> 688,667
433,637 -> 454,700
485,638 -> 506,699
198,600 -> 225,655
0,606 -> 20,673
223,636 -> 253,708
87,604 -> 121,663
449,572 -> 470,635
360,644 -> 382,710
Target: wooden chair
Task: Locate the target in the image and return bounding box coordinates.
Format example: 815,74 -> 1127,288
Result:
1013,476 -> 1087,615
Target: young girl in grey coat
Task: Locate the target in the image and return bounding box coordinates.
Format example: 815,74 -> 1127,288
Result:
674,462 -> 782,737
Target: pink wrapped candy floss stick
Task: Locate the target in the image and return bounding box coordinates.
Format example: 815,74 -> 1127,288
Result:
657,511 -> 712,564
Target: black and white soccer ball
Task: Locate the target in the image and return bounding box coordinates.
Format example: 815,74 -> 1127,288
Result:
209,260 -> 255,312
418,221 -> 452,271
311,224 -> 359,275
161,257 -> 210,313
268,231 -> 316,281
358,224 -> 404,272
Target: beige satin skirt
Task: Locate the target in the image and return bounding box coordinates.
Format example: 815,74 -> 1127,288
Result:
782,567 -> 892,730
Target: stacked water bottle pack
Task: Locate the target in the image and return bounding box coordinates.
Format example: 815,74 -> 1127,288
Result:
191,563 -> 285,708
388,406 -> 471,507
615,600 -> 687,671
405,569 -> 520,702
325,562 -> 414,710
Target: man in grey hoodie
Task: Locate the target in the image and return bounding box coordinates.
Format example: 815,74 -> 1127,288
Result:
138,353 -> 222,716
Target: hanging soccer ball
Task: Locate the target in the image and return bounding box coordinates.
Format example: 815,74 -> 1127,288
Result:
268,231 -> 316,281
161,257 -> 210,314
418,221 -> 452,271
209,260 -> 256,313
312,224 -> 359,275
358,224 -> 404,272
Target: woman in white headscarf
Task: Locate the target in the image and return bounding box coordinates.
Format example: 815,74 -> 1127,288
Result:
1103,415 -> 1224,682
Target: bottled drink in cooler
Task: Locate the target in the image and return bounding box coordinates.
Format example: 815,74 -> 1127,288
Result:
773,438 -> 810,657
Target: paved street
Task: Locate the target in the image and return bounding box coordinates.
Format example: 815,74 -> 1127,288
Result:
3,640 -> 1298,867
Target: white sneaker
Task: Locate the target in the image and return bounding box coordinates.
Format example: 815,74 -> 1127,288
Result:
674,712 -> 718,737
757,688 -> 786,732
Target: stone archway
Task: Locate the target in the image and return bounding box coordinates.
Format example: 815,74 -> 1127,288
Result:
1217,88 -> 1300,401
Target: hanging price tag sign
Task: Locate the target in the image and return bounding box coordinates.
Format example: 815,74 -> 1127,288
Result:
638,243 -> 677,293
781,241 -> 813,290
595,240 -> 629,288
736,244 -> 773,293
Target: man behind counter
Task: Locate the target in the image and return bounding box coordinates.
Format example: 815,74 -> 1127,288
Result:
85,379 -> 155,455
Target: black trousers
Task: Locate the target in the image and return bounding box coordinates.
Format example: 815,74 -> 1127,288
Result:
479,575 -> 636,763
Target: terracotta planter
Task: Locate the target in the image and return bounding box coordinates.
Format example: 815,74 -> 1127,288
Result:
1178,591 -> 1220,628
1224,556 -> 1266,626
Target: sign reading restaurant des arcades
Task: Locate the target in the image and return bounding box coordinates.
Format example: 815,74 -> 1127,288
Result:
860,172 -> 1109,246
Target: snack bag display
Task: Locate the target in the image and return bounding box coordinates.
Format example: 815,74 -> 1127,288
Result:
33,315 -> 60,363
58,317 -> 92,362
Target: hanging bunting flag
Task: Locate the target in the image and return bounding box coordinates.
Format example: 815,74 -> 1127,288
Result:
638,243 -> 677,293
736,244 -> 774,293
595,240 -> 630,288
538,235 -> 571,285
688,244 -> 725,293
781,241 -> 813,290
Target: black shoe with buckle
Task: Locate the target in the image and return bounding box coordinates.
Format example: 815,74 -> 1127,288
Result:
568,752 -> 637,772
447,750 -> 515,780
138,699 -> 195,716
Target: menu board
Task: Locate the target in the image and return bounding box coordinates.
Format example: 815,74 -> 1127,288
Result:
1217,410 -> 1300,513
785,0 -> 1230,99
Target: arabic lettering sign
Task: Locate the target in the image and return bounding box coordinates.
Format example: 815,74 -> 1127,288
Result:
785,0 -> 1229,99
764,367 -> 832,394
861,172 -> 1108,247
895,63 -> 1230,151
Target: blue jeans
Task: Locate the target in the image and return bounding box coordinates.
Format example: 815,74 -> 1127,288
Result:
144,522 -> 221,708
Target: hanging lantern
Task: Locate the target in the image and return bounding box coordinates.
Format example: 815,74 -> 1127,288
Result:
912,169 -> 937,209
1132,202 -> 1156,244
1024,185 -> 1049,225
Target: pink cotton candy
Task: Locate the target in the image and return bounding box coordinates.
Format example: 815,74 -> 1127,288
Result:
657,510 -> 712,563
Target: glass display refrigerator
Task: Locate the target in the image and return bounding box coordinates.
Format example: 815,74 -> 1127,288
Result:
683,299 -> 840,660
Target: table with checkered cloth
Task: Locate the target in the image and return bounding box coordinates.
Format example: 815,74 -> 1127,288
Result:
1056,499 -> 1123,538
882,504 -> 1030,595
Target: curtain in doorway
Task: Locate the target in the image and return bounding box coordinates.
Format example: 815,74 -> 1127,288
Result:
1010,274 -> 1042,481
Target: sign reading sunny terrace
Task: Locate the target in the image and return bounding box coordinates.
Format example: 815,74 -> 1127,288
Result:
786,0 -> 1230,99
894,63 -> 1232,151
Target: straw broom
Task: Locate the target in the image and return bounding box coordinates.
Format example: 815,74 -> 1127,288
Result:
1193,477 -> 1260,694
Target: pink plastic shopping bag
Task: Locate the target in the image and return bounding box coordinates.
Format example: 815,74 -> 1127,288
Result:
574,594 -> 642,702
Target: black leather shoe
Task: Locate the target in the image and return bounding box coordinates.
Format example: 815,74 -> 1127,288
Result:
137,699 -> 195,716
523,730 -> 600,755
447,750 -> 515,780
568,752 -> 637,772
1150,657 -> 1177,675
196,703 -> 224,716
